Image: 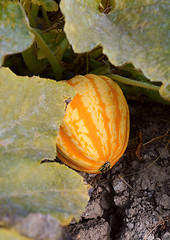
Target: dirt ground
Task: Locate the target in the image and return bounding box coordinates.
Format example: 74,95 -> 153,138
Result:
68,97 -> 170,240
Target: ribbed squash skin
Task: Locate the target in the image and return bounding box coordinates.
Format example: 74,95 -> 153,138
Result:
56,74 -> 130,174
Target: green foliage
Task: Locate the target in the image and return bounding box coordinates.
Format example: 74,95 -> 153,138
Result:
116,63 -> 170,104
31,0 -> 58,11
0,2 -> 34,66
60,0 -> 170,100
0,162 -> 89,225
0,228 -> 32,240
0,67 -> 75,161
0,67 -> 89,225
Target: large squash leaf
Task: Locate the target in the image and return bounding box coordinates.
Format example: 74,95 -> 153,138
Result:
60,0 -> 170,100
0,162 -> 89,225
0,67 -> 75,161
0,228 -> 32,240
0,68 -> 89,225
0,2 -> 34,66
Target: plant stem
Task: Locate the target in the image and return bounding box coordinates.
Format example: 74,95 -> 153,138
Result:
22,45 -> 47,74
30,4 -> 39,22
54,38 -> 70,61
107,74 -> 160,92
30,27 -> 62,80
42,7 -> 51,27
22,0 -> 36,28
89,47 -> 103,59
109,0 -> 116,10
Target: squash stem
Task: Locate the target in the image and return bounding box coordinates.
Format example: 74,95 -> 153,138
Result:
107,74 -> 160,92
54,37 -> 70,61
30,27 -> 62,80
89,47 -> 103,59
30,3 -> 39,22
109,0 -> 116,10
42,6 -> 51,27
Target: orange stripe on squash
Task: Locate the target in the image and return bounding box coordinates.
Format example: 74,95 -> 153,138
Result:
56,74 -> 130,174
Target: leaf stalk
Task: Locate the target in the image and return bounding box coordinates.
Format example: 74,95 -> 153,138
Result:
30,27 -> 62,80
107,74 -> 160,92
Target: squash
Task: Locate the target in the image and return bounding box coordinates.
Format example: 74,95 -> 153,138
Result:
56,74 -> 130,174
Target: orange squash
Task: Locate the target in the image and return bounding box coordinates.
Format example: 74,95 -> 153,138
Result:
56,74 -> 130,174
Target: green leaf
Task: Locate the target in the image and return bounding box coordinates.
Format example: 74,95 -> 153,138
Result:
0,2 -> 34,66
118,64 -> 170,104
0,228 -> 32,240
36,30 -> 63,60
60,0 -> 170,100
0,67 -> 75,161
114,0 -> 150,8
31,0 -> 58,11
0,162 -> 89,225
0,67 -> 89,225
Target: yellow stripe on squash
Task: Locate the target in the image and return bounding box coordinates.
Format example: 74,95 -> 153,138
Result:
56,74 -> 130,174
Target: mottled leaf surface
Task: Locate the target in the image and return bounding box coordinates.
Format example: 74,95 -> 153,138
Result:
0,2 -> 34,66
0,162 -> 89,225
0,228 -> 32,240
0,67 -> 75,161
60,0 -> 170,99
0,68 -> 90,225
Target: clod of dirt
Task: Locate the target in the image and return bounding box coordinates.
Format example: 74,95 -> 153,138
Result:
69,218 -> 111,240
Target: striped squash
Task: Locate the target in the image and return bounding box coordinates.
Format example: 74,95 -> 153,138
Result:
56,74 -> 130,174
